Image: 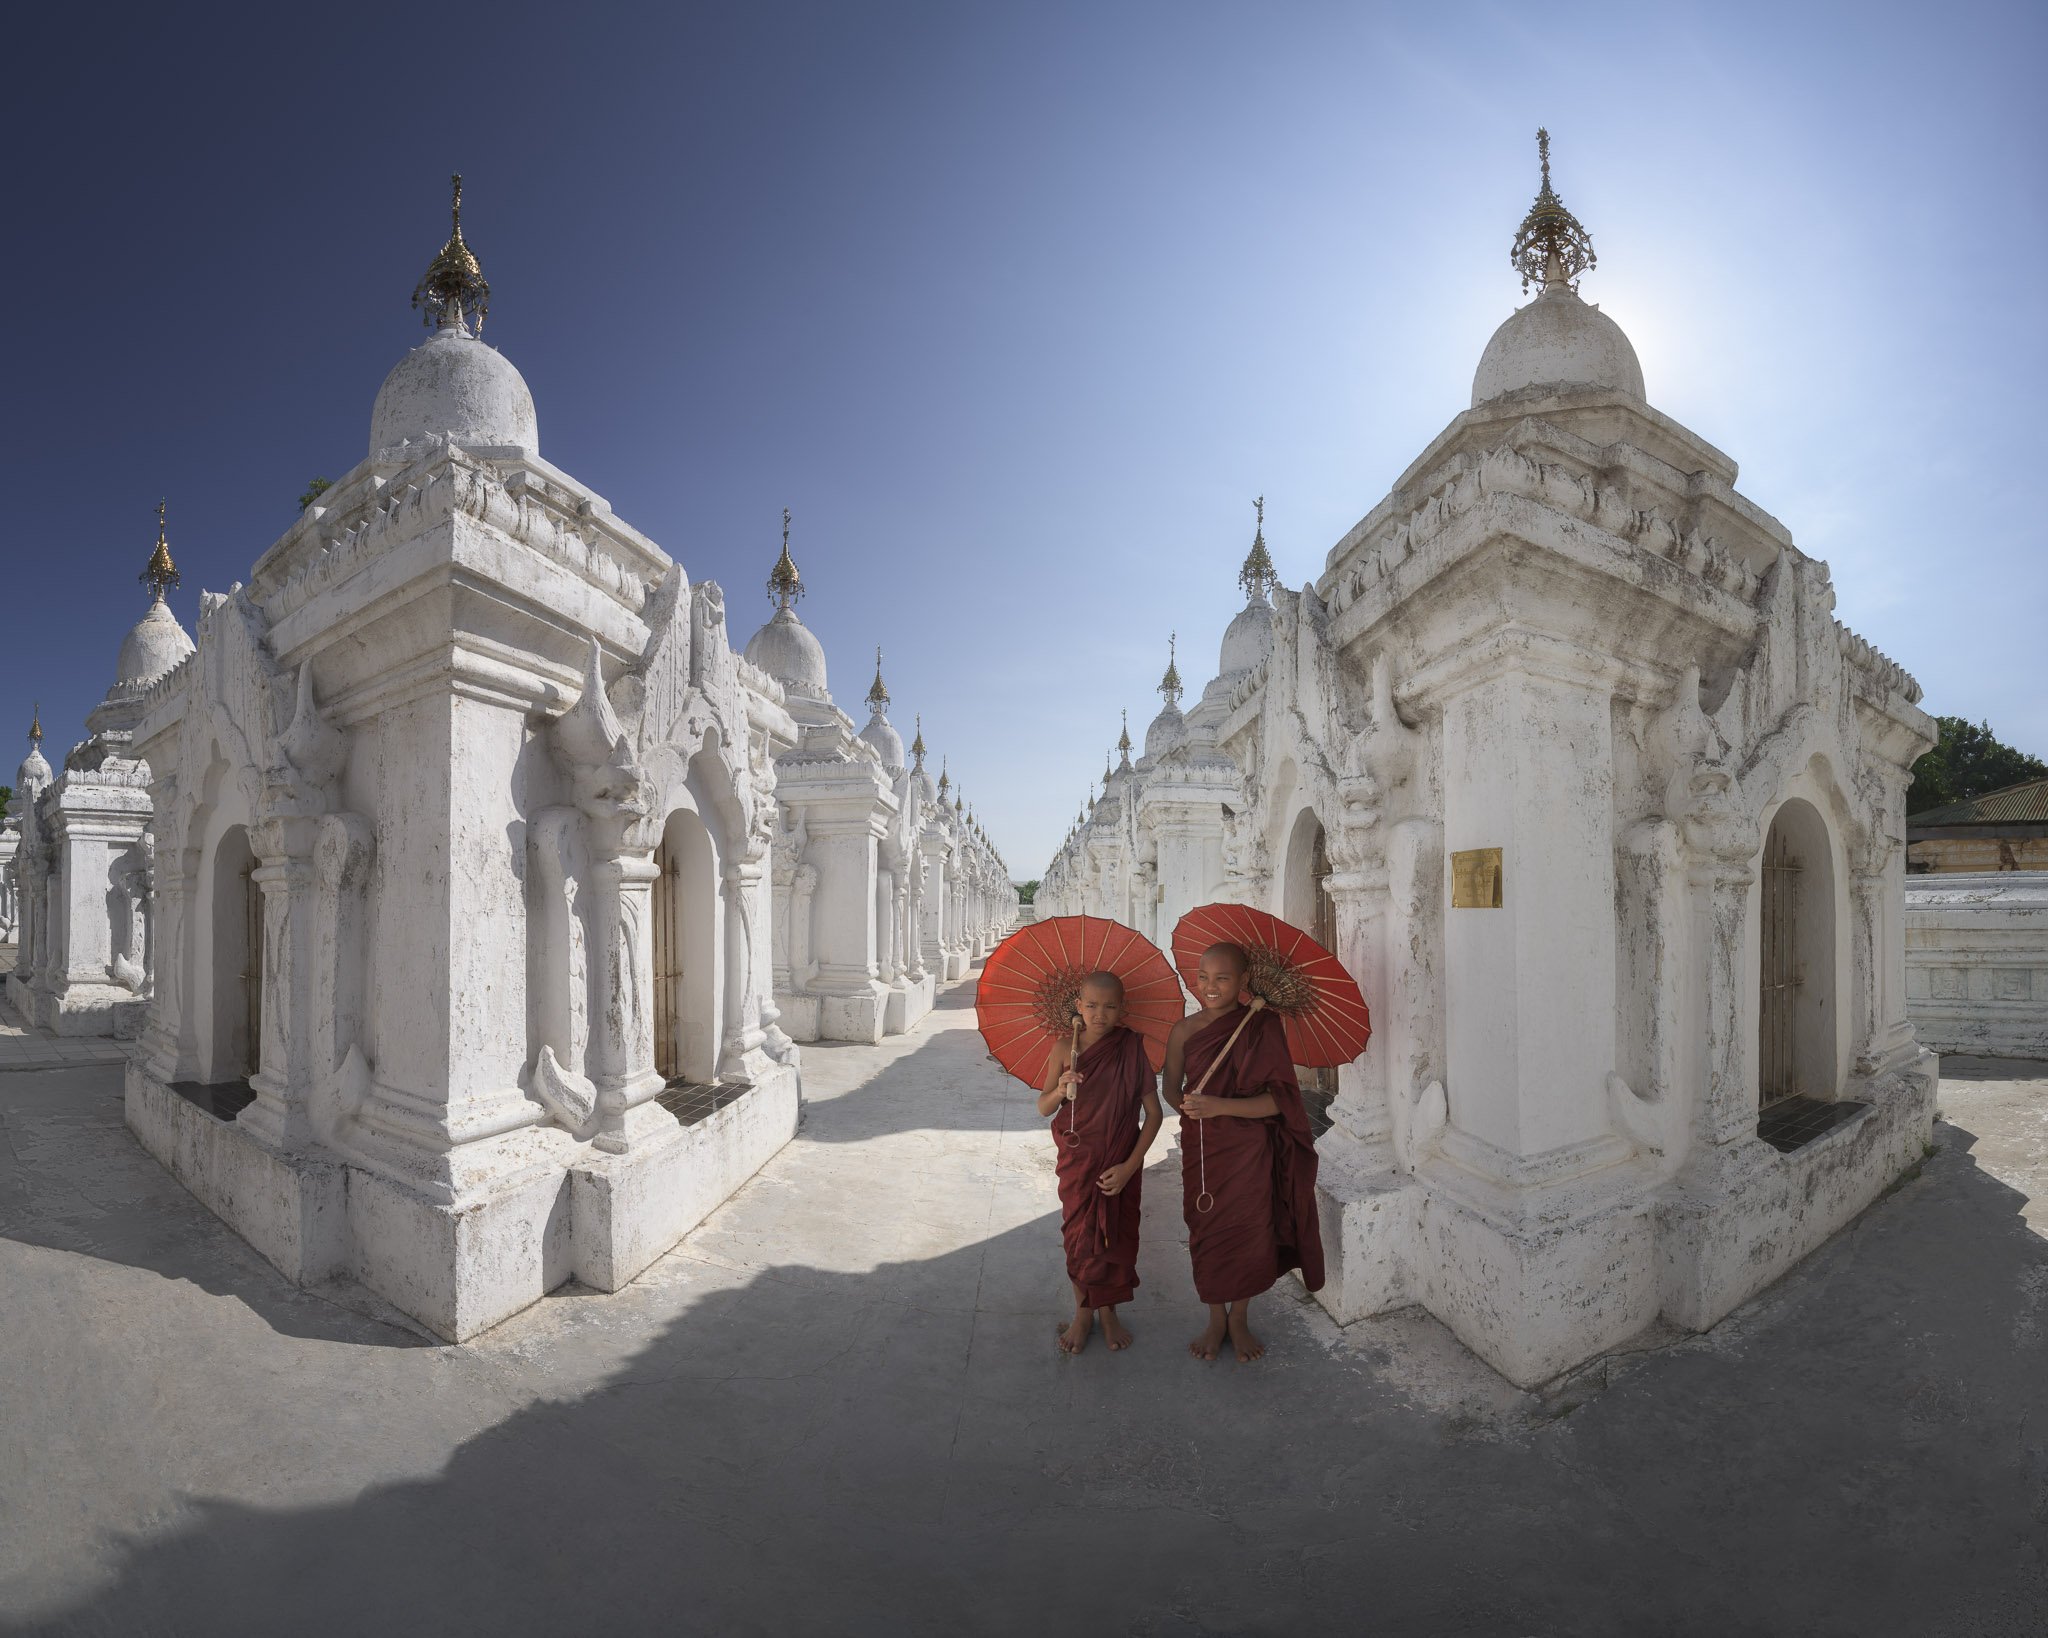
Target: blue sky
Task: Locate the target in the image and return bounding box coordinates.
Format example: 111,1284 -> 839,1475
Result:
4,2 -> 2041,874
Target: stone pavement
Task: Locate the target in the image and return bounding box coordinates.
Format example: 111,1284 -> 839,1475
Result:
0,954 -> 131,1072
2,976 -> 2044,1636
0,1003 -> 130,1072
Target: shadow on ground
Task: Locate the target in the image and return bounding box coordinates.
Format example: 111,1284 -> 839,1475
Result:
7,1088 -> 2046,1633
0,1064 -> 431,1348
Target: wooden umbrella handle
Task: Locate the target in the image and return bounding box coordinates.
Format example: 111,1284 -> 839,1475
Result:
1066,1016 -> 1083,1136
1184,995 -> 1267,1099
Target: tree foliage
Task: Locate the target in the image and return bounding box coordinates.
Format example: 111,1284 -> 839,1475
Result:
1907,717 -> 2047,814
1015,880 -> 1039,904
298,477 -> 333,512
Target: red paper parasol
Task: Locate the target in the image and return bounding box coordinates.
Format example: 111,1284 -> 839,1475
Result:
976,916 -> 1183,1089
1170,902 -> 1371,1068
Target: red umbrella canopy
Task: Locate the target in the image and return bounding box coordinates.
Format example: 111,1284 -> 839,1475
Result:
1171,902 -> 1371,1070
976,916 -> 1182,1088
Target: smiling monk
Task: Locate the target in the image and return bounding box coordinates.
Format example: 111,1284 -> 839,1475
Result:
1161,943 -> 1324,1363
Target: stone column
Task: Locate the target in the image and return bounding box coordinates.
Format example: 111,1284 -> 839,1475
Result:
1322,862 -> 1392,1150
584,845 -> 665,1153
718,854 -> 772,1081
243,813 -> 323,1151
1690,849 -> 1758,1148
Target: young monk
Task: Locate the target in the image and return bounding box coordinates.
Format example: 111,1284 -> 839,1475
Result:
1037,972 -> 1165,1354
1161,942 -> 1324,1363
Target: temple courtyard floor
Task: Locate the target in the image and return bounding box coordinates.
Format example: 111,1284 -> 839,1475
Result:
2,975 -> 2044,1636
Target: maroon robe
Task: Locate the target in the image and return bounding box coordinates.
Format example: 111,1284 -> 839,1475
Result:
1180,1003 -> 1325,1303
1051,1024 -> 1153,1308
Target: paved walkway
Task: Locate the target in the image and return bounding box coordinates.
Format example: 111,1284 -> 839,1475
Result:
3,978 -> 2045,1635
0,954 -> 131,1072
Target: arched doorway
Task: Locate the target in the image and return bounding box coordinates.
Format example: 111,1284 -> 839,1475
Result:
1756,797 -> 1850,1150
208,825 -> 261,1085
653,807 -> 718,1088
1282,809 -> 1337,1137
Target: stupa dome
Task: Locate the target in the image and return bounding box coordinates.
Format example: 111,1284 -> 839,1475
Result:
1219,600 -> 1274,675
1471,283 -> 1644,407
115,595 -> 196,688
16,743 -> 51,788
743,608 -> 829,698
1144,702 -> 1185,762
369,327 -> 538,457
860,715 -> 906,771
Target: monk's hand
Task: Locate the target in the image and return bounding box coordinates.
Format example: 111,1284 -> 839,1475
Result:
1180,1092 -> 1215,1120
1059,1070 -> 1081,1102
1097,1162 -> 1131,1195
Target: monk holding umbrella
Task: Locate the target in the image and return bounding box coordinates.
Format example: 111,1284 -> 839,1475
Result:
1164,904 -> 1370,1363
977,916 -> 1180,1354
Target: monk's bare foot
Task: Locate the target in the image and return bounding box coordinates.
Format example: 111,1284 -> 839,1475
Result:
1227,1306 -> 1265,1363
1189,1311 -> 1227,1361
1099,1309 -> 1133,1351
1058,1310 -> 1093,1355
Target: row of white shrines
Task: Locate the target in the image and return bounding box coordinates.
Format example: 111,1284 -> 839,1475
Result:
0,186 -> 1015,1347
1033,139 -> 1941,1385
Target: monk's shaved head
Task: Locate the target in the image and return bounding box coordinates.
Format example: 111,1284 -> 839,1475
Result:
1202,942 -> 1251,978
1078,971 -> 1125,1004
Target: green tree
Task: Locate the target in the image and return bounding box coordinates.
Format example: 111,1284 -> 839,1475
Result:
1907,717 -> 2048,814
0,782 -> 11,816
1016,879 -> 1039,905
298,477 -> 333,512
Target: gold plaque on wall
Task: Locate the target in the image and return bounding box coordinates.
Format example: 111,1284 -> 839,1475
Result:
1450,847 -> 1504,908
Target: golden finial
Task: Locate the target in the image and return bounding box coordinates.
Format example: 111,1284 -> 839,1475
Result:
1239,495 -> 1278,603
767,507 -> 805,609
911,714 -> 926,767
1510,128 -> 1597,295
1118,710 -> 1132,764
867,647 -> 890,714
937,756 -> 950,797
140,498 -> 181,602
1158,632 -> 1183,707
29,703 -> 42,745
411,173 -> 491,334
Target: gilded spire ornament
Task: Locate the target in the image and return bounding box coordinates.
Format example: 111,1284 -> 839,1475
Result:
1510,128 -> 1597,295
1239,496 -> 1278,603
1118,710 -> 1132,767
767,508 -> 804,609
1158,632 -> 1183,709
910,715 -> 926,768
412,174 -> 491,334
937,757 -> 950,797
866,648 -> 890,714
140,499 -> 180,602
29,703 -> 42,745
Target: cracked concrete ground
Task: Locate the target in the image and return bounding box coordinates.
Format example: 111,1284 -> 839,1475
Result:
2,979 -> 2044,1637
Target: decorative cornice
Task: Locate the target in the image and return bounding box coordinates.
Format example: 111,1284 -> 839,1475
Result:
256,451 -> 661,628
1324,437 -> 1765,628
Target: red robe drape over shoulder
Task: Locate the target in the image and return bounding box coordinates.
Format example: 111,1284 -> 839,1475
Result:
1180,1003 -> 1325,1303
1052,1024 -> 1153,1308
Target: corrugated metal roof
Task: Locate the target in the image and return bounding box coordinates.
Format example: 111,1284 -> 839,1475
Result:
1909,776 -> 2048,827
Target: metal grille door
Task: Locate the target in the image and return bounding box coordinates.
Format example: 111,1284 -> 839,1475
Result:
653,841 -> 678,1083
1759,821 -> 1800,1107
243,860 -> 264,1080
